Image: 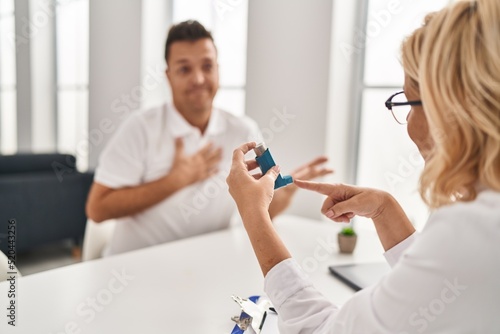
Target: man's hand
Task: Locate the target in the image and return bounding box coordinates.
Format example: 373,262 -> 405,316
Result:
268,156 -> 333,219
290,156 -> 333,183
87,138 -> 223,223
169,138 -> 223,187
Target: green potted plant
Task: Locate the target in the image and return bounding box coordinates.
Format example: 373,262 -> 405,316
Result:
338,226 -> 357,254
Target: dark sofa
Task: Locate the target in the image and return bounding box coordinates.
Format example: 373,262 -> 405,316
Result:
0,154 -> 93,254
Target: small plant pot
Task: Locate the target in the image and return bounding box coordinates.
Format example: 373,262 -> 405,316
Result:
338,233 -> 357,254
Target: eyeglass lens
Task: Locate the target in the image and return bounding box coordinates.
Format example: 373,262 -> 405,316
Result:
391,92 -> 411,124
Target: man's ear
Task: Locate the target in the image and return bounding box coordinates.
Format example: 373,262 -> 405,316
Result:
165,67 -> 171,84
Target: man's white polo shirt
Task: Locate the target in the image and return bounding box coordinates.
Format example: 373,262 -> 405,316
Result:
95,103 -> 261,256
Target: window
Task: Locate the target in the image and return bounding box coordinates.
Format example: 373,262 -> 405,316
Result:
355,0 -> 451,229
172,0 -> 248,116
0,0 -> 17,154
55,0 -> 89,170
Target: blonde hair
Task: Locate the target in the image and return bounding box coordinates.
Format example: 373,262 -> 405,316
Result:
402,0 -> 500,208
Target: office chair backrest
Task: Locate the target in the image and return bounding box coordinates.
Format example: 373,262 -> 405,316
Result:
82,219 -> 116,261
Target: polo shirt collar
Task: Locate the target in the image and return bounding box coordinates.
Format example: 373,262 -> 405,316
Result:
204,106 -> 226,136
167,103 -> 226,138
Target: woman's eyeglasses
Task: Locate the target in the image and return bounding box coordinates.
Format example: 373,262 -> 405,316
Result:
385,91 -> 422,124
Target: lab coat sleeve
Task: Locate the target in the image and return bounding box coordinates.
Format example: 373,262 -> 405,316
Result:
264,259 -> 392,333
264,258 -> 340,334
383,232 -> 418,268
264,205 -> 485,333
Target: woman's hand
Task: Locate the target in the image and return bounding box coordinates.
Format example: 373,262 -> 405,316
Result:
227,142 -> 292,275
226,142 -> 280,219
295,180 -> 416,251
269,156 -> 334,219
294,180 -> 389,222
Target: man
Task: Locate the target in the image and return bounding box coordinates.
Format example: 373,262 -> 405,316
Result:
86,20 -> 331,256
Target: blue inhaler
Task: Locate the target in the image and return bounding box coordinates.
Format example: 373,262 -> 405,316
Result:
253,143 -> 293,189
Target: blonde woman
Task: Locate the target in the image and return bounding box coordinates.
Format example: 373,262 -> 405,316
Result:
226,0 -> 500,332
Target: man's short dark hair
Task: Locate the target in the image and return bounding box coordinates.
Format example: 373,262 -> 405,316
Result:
164,20 -> 215,65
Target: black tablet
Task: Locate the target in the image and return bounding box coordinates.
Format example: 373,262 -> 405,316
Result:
328,262 -> 390,291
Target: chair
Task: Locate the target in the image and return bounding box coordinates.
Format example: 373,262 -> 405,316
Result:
82,219 -> 116,261
0,250 -> 21,282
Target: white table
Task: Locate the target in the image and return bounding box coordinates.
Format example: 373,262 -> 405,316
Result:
0,215 -> 384,333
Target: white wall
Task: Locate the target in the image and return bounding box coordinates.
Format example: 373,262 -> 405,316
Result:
88,0 -> 142,169
141,0 -> 171,111
245,0 -> 335,219
326,0 -> 359,186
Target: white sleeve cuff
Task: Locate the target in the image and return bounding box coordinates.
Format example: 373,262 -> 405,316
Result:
264,258 -> 312,308
383,232 -> 418,267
